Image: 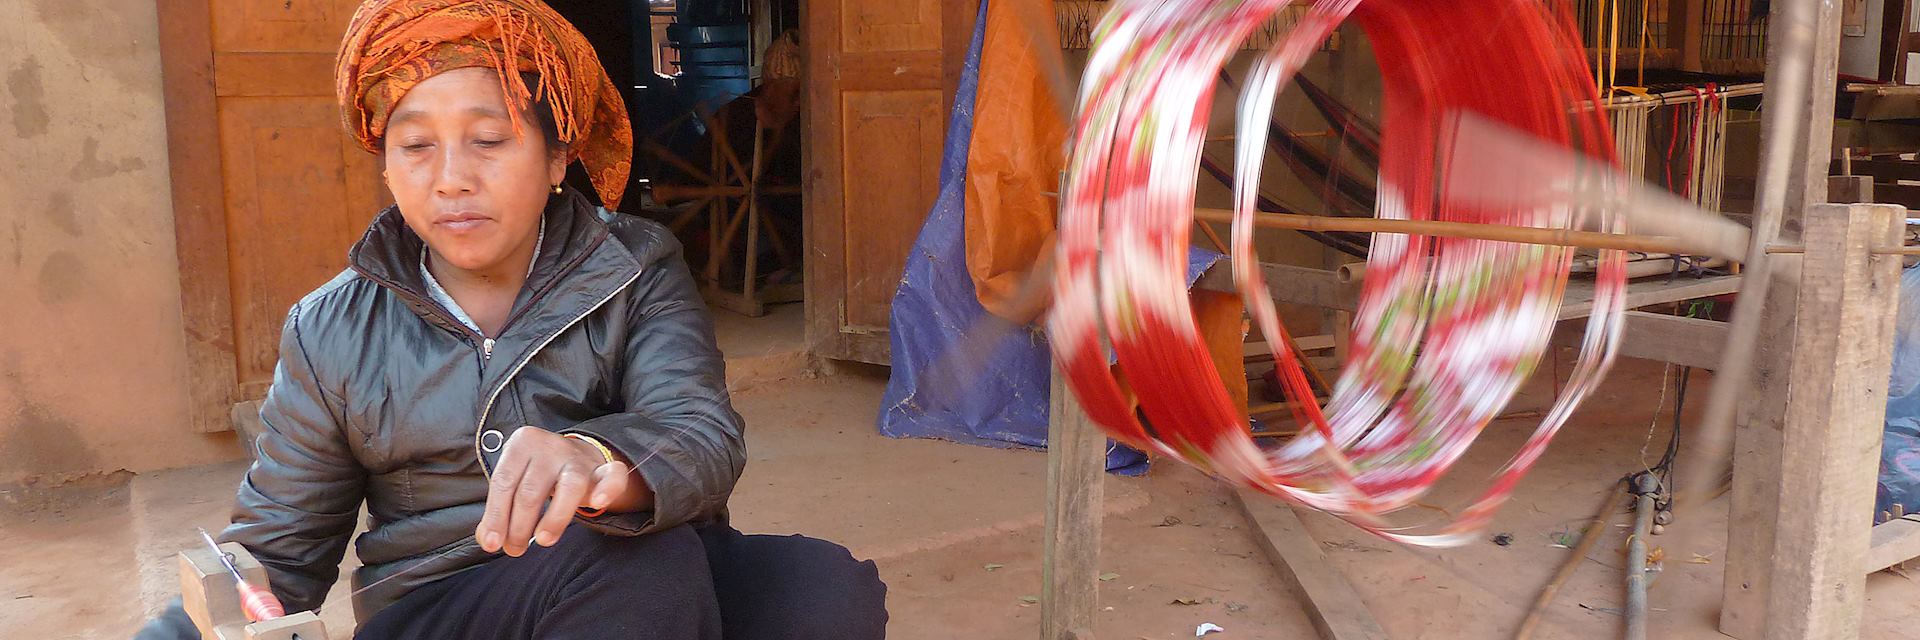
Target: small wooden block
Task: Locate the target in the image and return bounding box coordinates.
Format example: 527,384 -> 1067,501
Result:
1827,175 -> 1874,204
245,611 -> 328,640
181,542 -> 278,640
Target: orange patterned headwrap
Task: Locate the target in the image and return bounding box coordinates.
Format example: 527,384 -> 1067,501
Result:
336,0 -> 633,209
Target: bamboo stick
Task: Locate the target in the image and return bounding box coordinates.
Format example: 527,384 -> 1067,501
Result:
1192,208 -> 1727,257
1514,479 -> 1630,640
1589,82 -> 1765,110
650,184 -> 800,202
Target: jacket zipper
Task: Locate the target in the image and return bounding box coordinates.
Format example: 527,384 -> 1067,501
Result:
472,268 -> 644,475
482,338 -> 495,361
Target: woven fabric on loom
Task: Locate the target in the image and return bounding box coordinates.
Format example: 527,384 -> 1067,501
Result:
1049,0 -> 1629,546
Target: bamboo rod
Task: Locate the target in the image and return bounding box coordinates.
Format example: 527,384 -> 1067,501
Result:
1193,208 -> 1718,257
1590,82 -> 1765,110
1514,479 -> 1630,640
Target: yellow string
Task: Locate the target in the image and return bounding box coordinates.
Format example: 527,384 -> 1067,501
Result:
1607,0 -> 1621,94
1637,0 -> 1648,87
1594,0 -> 1605,93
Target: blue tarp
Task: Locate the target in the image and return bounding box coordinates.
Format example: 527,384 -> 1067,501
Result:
1879,265 -> 1920,516
875,1 -> 1220,474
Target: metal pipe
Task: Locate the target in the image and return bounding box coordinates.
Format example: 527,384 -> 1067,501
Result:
1515,479 -> 1631,640
1626,474 -> 1660,640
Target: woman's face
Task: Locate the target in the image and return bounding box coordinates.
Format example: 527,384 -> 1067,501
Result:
382,67 -> 564,276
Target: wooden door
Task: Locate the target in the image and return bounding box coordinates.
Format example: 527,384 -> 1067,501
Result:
159,0 -> 387,433
802,0 -> 979,365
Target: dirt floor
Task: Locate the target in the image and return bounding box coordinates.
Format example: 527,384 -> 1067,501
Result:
4,319 -> 1920,638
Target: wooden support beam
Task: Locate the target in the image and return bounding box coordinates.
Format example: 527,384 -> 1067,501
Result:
1552,311 -> 1729,370
1866,515 -> 1920,574
1234,489 -> 1390,640
1830,158 -> 1920,182
1718,0 -> 1849,634
1762,203 -> 1904,639
1871,183 -> 1920,211
1042,367 -> 1104,640
1718,258 -> 1803,640
1559,275 -> 1741,320
1667,0 -> 1706,72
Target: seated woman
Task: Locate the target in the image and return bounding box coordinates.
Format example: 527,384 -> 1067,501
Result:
136,1 -> 886,638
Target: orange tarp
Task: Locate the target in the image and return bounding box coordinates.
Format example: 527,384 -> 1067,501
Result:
963,0 -> 1247,414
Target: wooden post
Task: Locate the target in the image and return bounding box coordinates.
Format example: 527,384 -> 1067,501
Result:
1718,0 -> 1846,635
1042,367 -> 1103,640
1667,0 -> 1706,72
1762,203 -> 1904,639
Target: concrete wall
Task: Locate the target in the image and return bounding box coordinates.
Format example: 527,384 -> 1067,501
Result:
1840,0 -> 1888,80
0,0 -> 241,484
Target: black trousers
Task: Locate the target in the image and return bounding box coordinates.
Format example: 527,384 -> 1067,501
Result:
356,524 -> 888,640
136,525 -> 886,640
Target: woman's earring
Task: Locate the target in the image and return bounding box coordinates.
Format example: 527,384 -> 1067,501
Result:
551,184 -> 563,195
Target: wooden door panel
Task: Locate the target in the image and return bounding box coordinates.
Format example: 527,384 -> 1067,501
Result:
214,0 -> 352,52
217,97 -> 375,393
840,90 -> 943,329
213,0 -> 379,398
213,52 -> 337,96
842,0 -> 940,53
805,0 -> 975,364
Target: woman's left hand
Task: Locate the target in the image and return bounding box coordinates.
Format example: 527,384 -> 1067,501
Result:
475,427 -> 653,557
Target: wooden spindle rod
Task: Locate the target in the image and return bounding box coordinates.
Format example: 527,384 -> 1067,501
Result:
1192,208 -> 1733,258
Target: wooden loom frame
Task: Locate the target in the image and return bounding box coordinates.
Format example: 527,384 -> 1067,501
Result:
1035,2 -> 1920,639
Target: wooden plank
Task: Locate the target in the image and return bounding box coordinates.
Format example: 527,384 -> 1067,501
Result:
1042,367 -> 1104,640
1553,311 -> 1729,370
1243,335 -> 1338,361
217,97 -> 366,390
802,0 -> 851,362
1830,158 -> 1920,182
1194,261 -> 1359,311
156,0 -> 238,434
1234,489 -> 1390,640
211,52 -> 333,97
1866,515 -> 1920,574
1873,183 -> 1920,210
1719,256 -> 1803,639
1763,203 -> 1903,639
1559,275 -> 1742,320
1667,0 -> 1706,72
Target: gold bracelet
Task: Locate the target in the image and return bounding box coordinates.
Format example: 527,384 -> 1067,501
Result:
563,433 -> 617,465
562,433 -> 616,516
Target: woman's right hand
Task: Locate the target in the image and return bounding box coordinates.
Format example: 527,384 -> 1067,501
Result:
474,427 -> 653,557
